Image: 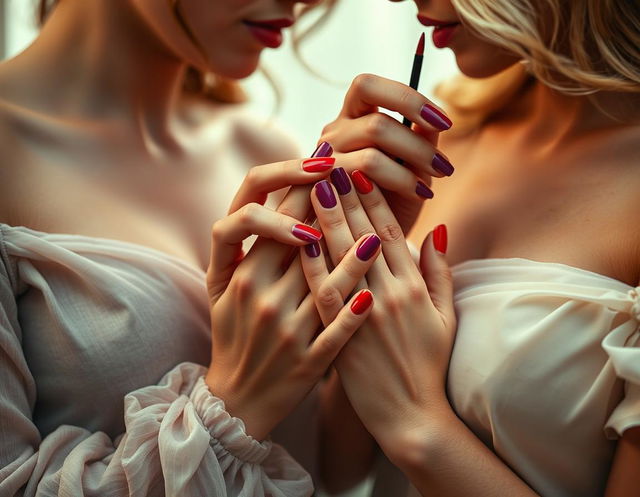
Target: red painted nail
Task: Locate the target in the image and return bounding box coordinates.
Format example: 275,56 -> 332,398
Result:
351,289 -> 373,315
351,170 -> 373,194
433,224 -> 448,254
302,157 -> 335,172
292,224 -> 323,242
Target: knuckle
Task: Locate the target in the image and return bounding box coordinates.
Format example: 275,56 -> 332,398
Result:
365,113 -> 389,140
255,298 -> 280,321
210,220 -> 224,241
277,327 -> 299,350
341,198 -> 362,216
353,227 -> 373,241
232,274 -> 255,299
277,205 -> 298,220
244,167 -> 260,187
320,120 -> 337,136
359,148 -> 383,174
341,259 -> 365,280
326,215 -> 346,231
438,267 -> 454,287
381,294 -> 402,314
239,202 -> 260,224
316,283 -> 343,310
406,281 -> 427,303
378,223 -> 404,243
334,246 -> 351,263
352,73 -> 375,93
398,87 -> 415,107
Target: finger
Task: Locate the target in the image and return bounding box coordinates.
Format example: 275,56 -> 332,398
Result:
301,233 -> 381,325
306,289 -> 374,369
228,157 -> 335,214
268,255 -> 310,311
420,225 -> 456,328
349,170 -> 417,277
337,148 -> 435,201
327,167 -> 387,279
241,185 -> 316,274
207,203 -> 322,296
332,113 -> 454,178
310,180 -> 357,267
341,74 -> 453,132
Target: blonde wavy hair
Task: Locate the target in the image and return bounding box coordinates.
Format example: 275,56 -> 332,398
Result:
438,0 -> 640,133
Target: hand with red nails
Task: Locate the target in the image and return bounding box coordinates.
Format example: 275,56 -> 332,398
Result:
203,157 -> 382,442
304,171 -> 458,492
316,73 -> 454,233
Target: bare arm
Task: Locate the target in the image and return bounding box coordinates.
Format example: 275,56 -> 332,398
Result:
319,370 -> 377,493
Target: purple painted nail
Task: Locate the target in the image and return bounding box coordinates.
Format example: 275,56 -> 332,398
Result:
330,167 -> 351,195
432,153 -> 454,176
356,234 -> 381,261
420,104 -> 452,131
312,141 -> 333,158
416,181 -> 434,199
305,242 -> 321,258
315,180 -> 337,208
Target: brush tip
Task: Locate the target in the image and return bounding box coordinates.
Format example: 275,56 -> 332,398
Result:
416,32 -> 425,56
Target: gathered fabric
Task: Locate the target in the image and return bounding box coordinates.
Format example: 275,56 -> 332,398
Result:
0,223 -> 313,497
447,258 -> 640,497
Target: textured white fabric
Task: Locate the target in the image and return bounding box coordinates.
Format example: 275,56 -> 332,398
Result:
0,223 -> 313,497
447,258 -> 640,497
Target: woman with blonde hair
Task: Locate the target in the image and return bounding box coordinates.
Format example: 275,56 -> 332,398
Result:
307,0 -> 640,496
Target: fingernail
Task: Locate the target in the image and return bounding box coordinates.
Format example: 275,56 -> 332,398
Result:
356,234 -> 381,261
292,224 -> 323,242
315,180 -> 337,208
305,241 -> 321,258
433,224 -> 448,254
312,141 -> 333,158
302,157 -> 335,172
432,153 -> 454,176
416,181 -> 434,199
351,289 -> 373,315
420,104 -> 452,131
351,170 -> 373,194
330,167 -> 351,195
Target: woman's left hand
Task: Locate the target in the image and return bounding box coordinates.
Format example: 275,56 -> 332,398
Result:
301,169 -> 458,458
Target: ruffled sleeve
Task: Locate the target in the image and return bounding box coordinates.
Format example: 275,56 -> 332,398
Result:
603,286 -> 640,438
0,238 -> 312,496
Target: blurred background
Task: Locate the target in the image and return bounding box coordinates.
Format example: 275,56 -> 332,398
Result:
0,1 -> 458,495
0,0 -> 459,153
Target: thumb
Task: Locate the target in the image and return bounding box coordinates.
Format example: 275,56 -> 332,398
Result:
420,225 -> 456,326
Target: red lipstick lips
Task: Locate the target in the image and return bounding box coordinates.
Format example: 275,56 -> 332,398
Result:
243,18 -> 294,49
417,14 -> 460,49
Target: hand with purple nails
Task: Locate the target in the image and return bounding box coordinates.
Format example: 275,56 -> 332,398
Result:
314,73 -> 455,233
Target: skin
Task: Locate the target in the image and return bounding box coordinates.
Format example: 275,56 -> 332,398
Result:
0,0 -> 449,478
317,0 -> 640,495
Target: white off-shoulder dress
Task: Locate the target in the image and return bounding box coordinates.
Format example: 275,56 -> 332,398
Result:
0,223 -> 313,497
374,258 -> 640,497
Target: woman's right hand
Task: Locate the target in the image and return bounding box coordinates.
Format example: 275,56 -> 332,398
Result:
318,73 -> 454,233
203,157 -> 381,441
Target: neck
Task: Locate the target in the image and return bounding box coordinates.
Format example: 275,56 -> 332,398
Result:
0,0 -> 188,149
506,79 -> 640,146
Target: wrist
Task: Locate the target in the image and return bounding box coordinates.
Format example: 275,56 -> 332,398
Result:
379,400 -> 457,474
204,371 -> 270,441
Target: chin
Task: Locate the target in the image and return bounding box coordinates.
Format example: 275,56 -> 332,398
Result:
204,55 -> 261,80
453,47 -> 521,79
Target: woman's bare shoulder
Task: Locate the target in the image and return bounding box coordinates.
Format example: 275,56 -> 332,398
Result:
179,95 -> 301,166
